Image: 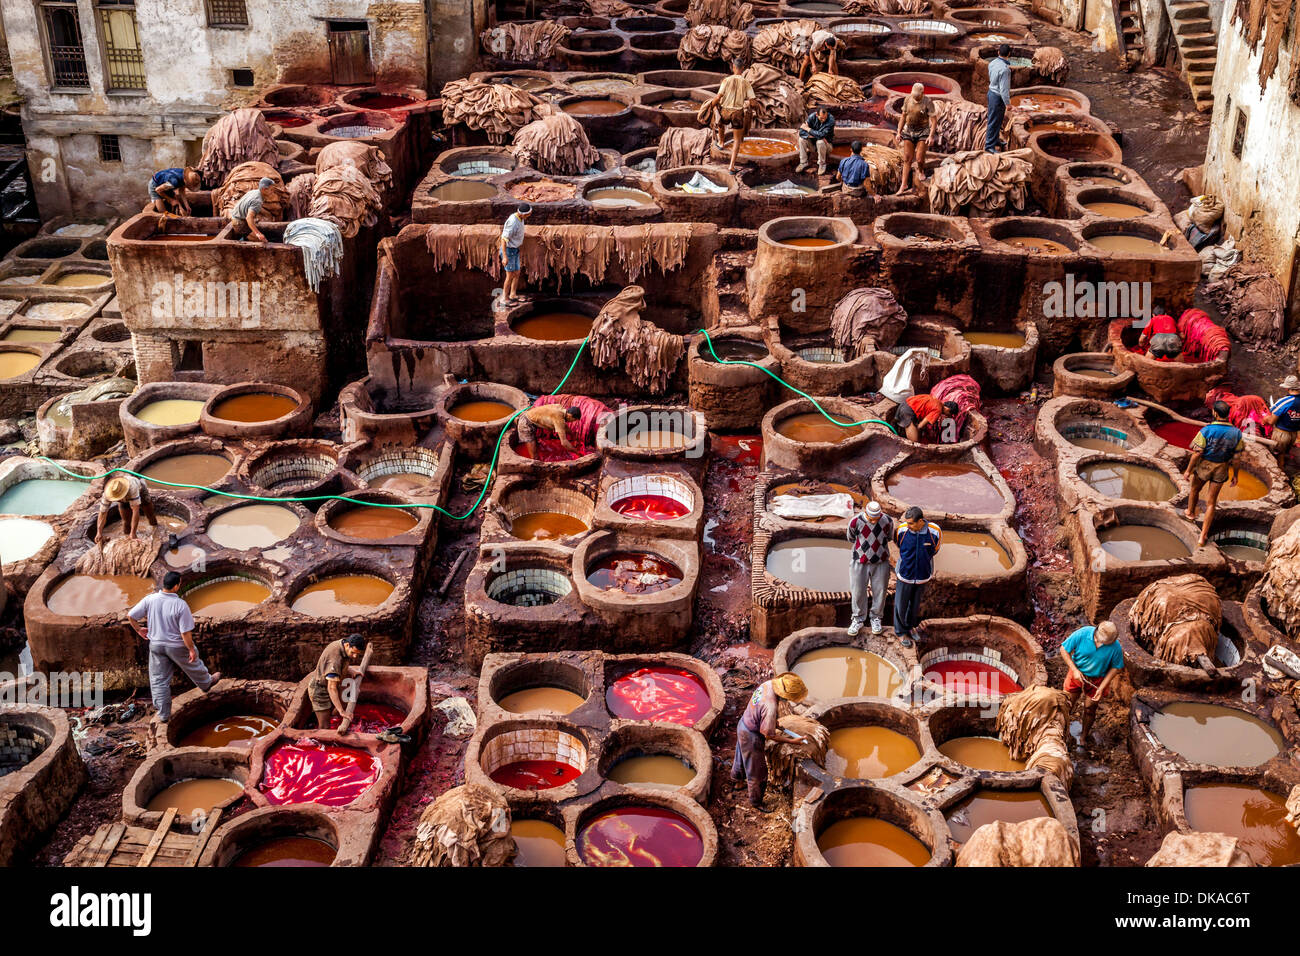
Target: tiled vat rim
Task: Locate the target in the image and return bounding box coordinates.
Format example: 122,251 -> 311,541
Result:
0,459 -> 93,497
831,21 -> 890,33
899,18 -> 960,33
181,572 -> 267,596
481,727 -> 589,775
252,453 -> 337,487
503,485 -> 594,519
487,567 -> 574,603
451,160 -> 512,176
918,647 -> 1020,686
888,344 -> 942,359
1210,527 -> 1269,551
606,474 -> 694,509
1058,420 -> 1131,447
0,720 -> 49,769
357,448 -> 440,481
796,346 -> 848,363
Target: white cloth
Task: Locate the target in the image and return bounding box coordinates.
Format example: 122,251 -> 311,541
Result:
283,217 -> 344,293
768,492 -> 855,519
879,346 -> 930,404
677,172 -> 728,193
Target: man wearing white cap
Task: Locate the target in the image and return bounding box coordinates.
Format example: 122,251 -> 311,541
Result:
846,499 -> 894,636
228,175 -> 278,243
1264,374 -> 1300,470
95,473 -> 158,545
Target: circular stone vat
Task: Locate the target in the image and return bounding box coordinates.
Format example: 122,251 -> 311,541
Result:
437,148 -> 517,178
1096,522 -> 1192,562
318,111 -> 398,140
1011,88 -> 1090,113
774,410 -> 862,443
480,723 -> 588,791
206,807 -> 344,867
586,549 -> 682,594
1054,409 -> 1134,453
135,448 -> 234,494
260,739 -> 382,807
584,181 -> 656,208
599,405 -> 705,458
884,461 -> 1004,515
1065,162 -> 1133,187
46,267 -> 112,289
567,73 -> 637,94
289,572 -> 395,617
182,570 -> 272,618
606,474 -> 694,521
201,383 -> 308,440
486,566 -> 574,607
133,399 -> 203,425
946,787 -> 1052,844
0,467 -> 91,516
172,693 -> 284,749
791,644 -> 903,700
599,725 -> 702,792
759,215 -> 857,251
499,480 -> 594,542
1210,522 -> 1270,562
812,702 -> 925,780
0,516 -> 55,562
244,441 -> 340,495
13,237 -> 81,260
490,659 -> 590,715
353,446 -> 443,494
510,299 -> 597,341
52,350 -> 124,381
898,18 -> 961,37
0,347 -> 41,379
798,785 -> 943,867
1076,187 -> 1155,219
638,69 -> 726,88
130,750 -> 250,824
1183,783 -> 1300,866
1150,702 -> 1283,767
986,218 -> 1079,255
88,320 -> 130,344
207,503 -> 301,550
766,536 -> 852,591
931,528 -> 1014,575
322,495 -> 420,541
262,84 -> 335,108
929,705 -> 1025,771
1078,458 -> 1177,501
576,799 -> 705,867
232,834 -> 335,867
510,815 -> 567,867
45,573 -> 153,616
698,336 -> 769,363
1082,220 -> 1174,254
605,664 -> 711,725
429,180 -> 499,202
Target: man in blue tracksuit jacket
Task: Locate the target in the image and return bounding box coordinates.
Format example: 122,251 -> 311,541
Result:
893,506 -> 942,647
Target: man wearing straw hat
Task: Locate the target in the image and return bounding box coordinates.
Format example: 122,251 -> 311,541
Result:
95,473 -> 158,545
731,672 -> 807,811
846,500 -> 895,637
1264,374 -> 1300,470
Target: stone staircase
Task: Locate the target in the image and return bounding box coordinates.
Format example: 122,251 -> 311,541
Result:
1165,0 -> 1218,110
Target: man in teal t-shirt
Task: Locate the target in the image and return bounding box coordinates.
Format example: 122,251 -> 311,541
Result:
1060,621 -> 1124,747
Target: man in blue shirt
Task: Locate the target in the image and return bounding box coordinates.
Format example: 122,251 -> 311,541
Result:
1264,374 -> 1300,470
893,507 -> 941,647
986,44 -> 1011,153
1060,621 -> 1123,746
1183,400 -> 1244,547
796,106 -> 836,175
834,140 -> 871,196
148,166 -> 199,216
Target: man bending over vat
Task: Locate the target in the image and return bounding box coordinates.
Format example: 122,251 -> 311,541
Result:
1264,374 -> 1300,470
799,29 -> 839,82
228,176 -> 277,243
128,571 -> 220,724
796,105 -> 836,176
518,403 -> 583,460
731,672 -> 807,811
308,633 -> 368,734
498,203 -> 532,306
1137,312 -> 1183,361
892,394 -> 959,443
1059,621 -> 1124,747
893,507 -> 940,648
96,474 -> 158,545
847,500 -> 894,637
1183,400 -> 1243,548
704,59 -> 757,172
147,166 -> 200,217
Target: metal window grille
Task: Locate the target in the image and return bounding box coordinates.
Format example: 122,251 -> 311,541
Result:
41,4 -> 90,88
98,5 -> 146,91
99,134 -> 121,161
205,0 -> 248,26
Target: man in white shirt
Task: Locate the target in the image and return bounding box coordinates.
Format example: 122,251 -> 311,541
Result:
498,203 -> 532,306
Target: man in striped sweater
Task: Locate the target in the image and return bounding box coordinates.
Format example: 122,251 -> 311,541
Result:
846,500 -> 894,637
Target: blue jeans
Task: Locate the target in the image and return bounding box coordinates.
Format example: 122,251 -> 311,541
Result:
985,90 -> 1006,152
503,245 -> 521,273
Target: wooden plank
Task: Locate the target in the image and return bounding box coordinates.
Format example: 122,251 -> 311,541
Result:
340,643 -> 374,730
183,808 -> 222,867
82,823 -> 127,867
137,810 -> 177,868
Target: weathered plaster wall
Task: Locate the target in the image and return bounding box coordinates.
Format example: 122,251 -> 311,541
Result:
1204,14 -> 1300,327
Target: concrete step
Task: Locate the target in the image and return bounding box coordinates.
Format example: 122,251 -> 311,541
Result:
1179,31 -> 1217,45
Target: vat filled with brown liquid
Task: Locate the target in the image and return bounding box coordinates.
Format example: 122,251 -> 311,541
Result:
816,817 -> 929,866
134,399 -> 206,426
510,511 -> 589,540
291,574 -> 394,616
146,777 -> 243,816
2,328 -> 62,343
210,393 -> 299,423
1083,201 -> 1147,218
562,99 -> 626,115
791,647 -> 903,699
765,538 -> 852,591
327,504 -> 418,539
179,714 -> 279,748
232,835 -> 336,867
513,312 -> 595,341
1073,367 -> 1117,379
825,725 -> 921,779
140,453 -> 232,489
884,462 -> 1004,514
931,530 -> 1013,574
736,137 -> 795,158
1149,702 -> 1283,766
937,736 -> 1025,772
510,819 -> 567,866
184,577 -> 271,616
207,504 -> 301,549
47,574 -> 153,616
606,754 -> 695,789
430,180 -> 498,202
498,686 -> 587,714
1088,234 -> 1169,254
1079,461 -> 1176,501
0,352 -> 40,378
449,399 -> 515,422
962,331 -> 1026,348
587,187 -> 655,207
776,412 -> 862,443
778,237 -> 838,248
945,789 -> 1052,843
51,272 -> 109,288
1217,471 -> 1267,501
1097,525 -> 1191,561
1183,784 -> 1300,866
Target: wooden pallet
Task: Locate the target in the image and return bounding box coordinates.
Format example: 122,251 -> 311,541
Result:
65,808 -> 222,868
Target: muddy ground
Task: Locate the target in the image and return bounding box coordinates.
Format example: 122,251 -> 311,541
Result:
15,13 -> 1298,867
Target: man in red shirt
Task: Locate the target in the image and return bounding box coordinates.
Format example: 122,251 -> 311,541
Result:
892,394 -> 958,443
1138,313 -> 1182,361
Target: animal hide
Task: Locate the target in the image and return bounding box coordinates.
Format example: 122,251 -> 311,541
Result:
1200,263 -> 1287,346
655,127 -> 715,170
442,80 -> 546,144
1260,520 -> 1300,639
927,149 -> 1030,215
1129,573 -> 1221,665
956,817 -> 1080,867
287,172 -> 317,221
1031,46 -> 1069,84
744,63 -> 806,126
677,24 -> 752,69
932,98 -> 1008,153
1145,831 -> 1255,867
844,0 -> 929,13
479,21 -> 571,61
996,686 -> 1073,788
408,784 -> 516,867
831,287 -> 907,355
511,112 -> 601,176
751,19 -> 822,74
765,713 -> 829,787
686,0 -> 755,29
315,141 -> 393,191
199,108 -> 279,188
213,162 -> 289,221
587,285 -> 686,392
308,164 -> 382,239
804,71 -> 866,106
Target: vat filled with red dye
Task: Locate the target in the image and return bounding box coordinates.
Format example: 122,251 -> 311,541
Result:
513,436 -> 585,462
605,666 -> 711,725
1152,419 -> 1200,449
586,551 -> 683,593
886,84 -> 946,95
259,740 -> 382,807
490,759 -> 583,790
577,805 -> 704,867
329,702 -> 407,734
922,658 -> 1022,696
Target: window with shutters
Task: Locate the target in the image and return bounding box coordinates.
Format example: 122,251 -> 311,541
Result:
205,0 -> 248,26
96,1 -> 146,92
